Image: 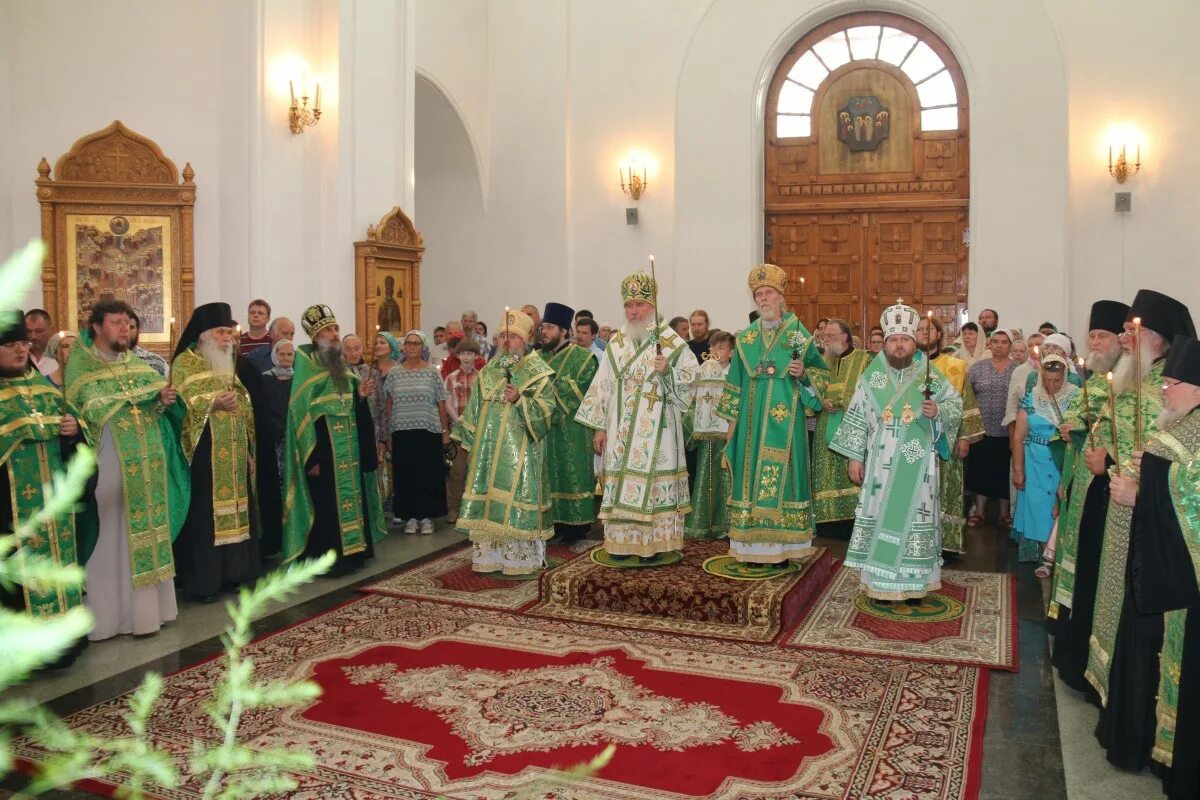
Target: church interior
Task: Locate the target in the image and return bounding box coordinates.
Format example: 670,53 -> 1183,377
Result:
2,1 -> 1200,799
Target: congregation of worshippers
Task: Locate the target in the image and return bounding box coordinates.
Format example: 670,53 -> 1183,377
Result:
3,262 -> 1200,794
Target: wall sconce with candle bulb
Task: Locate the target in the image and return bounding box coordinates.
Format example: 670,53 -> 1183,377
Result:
1108,143 -> 1140,184
289,75 -> 322,134
620,164 -> 647,201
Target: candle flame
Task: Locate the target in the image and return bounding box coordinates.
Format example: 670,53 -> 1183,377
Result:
1133,317 -> 1142,326
1107,371 -> 1114,381
1078,356 -> 1085,366
927,310 -> 933,318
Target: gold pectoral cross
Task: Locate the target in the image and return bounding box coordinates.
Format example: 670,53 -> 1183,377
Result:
29,408 -> 45,430
643,382 -> 664,410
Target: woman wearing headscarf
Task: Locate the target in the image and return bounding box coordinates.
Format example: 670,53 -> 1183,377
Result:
343,334 -> 370,382
965,328 -> 1018,526
383,330 -> 450,534
950,321 -> 987,366
1012,355 -> 1078,574
255,338 -> 295,558
45,330 -> 78,389
369,331 -> 400,511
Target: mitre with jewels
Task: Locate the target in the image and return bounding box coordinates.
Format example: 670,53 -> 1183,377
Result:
747,263 -> 788,294
620,270 -> 657,303
881,300 -> 920,340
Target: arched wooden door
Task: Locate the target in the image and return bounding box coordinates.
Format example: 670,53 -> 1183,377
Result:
765,13 -> 968,336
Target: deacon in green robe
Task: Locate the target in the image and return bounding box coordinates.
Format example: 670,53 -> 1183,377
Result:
717,264 -> 827,564
830,302 -> 962,601
0,319 -> 85,637
539,302 -> 598,542
453,309 -> 556,574
281,305 -> 387,576
811,319 -> 873,530
684,332 -> 735,539
66,300 -> 189,641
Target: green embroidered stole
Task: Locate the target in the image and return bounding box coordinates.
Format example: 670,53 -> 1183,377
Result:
171,349 -> 256,545
0,371 -> 82,617
65,337 -> 188,589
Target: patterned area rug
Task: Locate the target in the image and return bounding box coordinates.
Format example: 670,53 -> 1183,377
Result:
19,595 -> 989,800
784,566 -> 1018,671
359,541 -> 588,610
528,540 -> 835,642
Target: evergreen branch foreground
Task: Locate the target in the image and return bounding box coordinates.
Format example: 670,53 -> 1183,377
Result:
1,240 -> 610,798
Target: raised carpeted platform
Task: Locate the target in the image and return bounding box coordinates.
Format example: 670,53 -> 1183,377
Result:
528,539 -> 834,642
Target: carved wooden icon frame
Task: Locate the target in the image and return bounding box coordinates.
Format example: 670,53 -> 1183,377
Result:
36,120 -> 195,359
354,207 -> 424,349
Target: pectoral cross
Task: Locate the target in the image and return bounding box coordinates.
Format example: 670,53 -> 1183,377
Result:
21,484 -> 37,501
643,383 -> 664,410
29,408 -> 45,431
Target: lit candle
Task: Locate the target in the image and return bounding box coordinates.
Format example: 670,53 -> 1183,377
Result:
315,82 -> 321,110
1106,371 -> 1121,476
1132,316 -> 1143,450
1079,356 -> 1095,449
289,80 -> 296,107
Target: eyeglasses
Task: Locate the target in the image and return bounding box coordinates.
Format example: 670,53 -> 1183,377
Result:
1,340 -> 31,350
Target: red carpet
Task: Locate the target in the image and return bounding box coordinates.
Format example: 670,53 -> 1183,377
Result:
17,594 -> 990,799
784,566 -> 1019,671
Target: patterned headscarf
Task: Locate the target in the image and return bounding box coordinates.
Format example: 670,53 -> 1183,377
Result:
404,329 -> 430,363
377,331 -> 401,362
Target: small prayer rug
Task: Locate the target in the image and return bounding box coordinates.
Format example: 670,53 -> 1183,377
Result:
359,541 -> 586,611
19,594 -> 989,800
702,554 -> 801,580
784,566 -> 1018,671
528,540 -> 834,642
590,548 -> 684,568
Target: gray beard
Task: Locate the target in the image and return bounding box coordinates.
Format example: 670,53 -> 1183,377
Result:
626,319 -> 652,343
316,339 -> 349,386
886,352 -> 914,370
826,340 -> 847,358
1086,348 -> 1121,376
198,338 -> 235,375
1156,406 -> 1191,431
1110,344 -> 1156,395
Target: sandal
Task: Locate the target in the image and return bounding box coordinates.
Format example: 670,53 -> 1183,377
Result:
967,514 -> 983,527
1034,558 -> 1053,579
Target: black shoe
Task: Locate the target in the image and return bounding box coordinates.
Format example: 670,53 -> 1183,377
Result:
905,597 -> 922,607
199,594 -> 219,605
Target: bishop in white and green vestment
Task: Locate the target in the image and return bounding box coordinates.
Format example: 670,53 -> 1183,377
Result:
830,302 -> 962,600
576,271 -> 698,558
717,264 -> 827,563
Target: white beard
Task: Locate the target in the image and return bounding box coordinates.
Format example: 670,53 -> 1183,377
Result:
1156,406 -> 1191,431
198,337 -> 235,376
625,318 -> 653,343
1086,347 -> 1121,376
1110,341 -> 1158,395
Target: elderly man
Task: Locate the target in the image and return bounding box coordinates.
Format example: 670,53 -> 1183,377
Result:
281,305 -> 387,576
452,309 -> 556,573
831,302 -> 962,601
245,316 -> 295,373
540,302 -> 598,543
66,300 -> 189,640
578,271 -> 698,562
0,315 -> 87,665
1086,290 -> 1195,766
170,303 -> 262,603
1103,333 -> 1200,795
717,265 -> 827,564
461,309 -> 491,359
1050,300 -> 1129,691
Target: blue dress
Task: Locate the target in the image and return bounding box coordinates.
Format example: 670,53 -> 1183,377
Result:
1012,384 -> 1078,560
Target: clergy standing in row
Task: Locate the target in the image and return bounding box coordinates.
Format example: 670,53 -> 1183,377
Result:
577,270 -> 698,561
0,317 -> 87,665
830,301 -> 962,601
170,303 -> 262,603
66,300 -> 189,640
811,318 -> 872,535
1106,334 -> 1200,799
453,309 -> 556,573
1050,299 -> 1128,692
717,264 -> 826,564
1088,290 -> 1195,769
539,302 -> 598,544
281,305 -> 387,576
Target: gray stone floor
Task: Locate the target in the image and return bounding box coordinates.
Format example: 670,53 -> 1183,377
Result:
3,518 -> 1166,799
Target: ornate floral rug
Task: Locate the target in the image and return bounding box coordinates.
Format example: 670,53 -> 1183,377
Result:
20,595 -> 989,800
527,540 -> 835,642
359,541 -> 587,610
783,566 -> 1018,671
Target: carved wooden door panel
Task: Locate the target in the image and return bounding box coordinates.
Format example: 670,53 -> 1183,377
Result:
865,211 -> 967,332
766,212 -> 864,333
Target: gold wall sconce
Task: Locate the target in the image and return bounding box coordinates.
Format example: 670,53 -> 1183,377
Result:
289,78 -> 322,134
1108,143 -> 1140,184
620,164 -> 647,200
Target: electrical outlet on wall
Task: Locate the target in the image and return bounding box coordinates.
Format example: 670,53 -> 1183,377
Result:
1114,192 -> 1132,213
626,208 -> 639,225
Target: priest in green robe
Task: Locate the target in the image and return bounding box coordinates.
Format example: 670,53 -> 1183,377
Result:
452,308 -> 556,573
281,305 -> 387,576
170,302 -> 261,603
540,302 -> 598,543
684,330 -> 735,539
830,301 -> 962,601
811,318 -> 873,534
66,300 -> 189,641
1049,299 -> 1127,693
716,264 -> 826,564
1104,334 -> 1200,797
577,271 -> 699,560
0,315 -> 87,666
